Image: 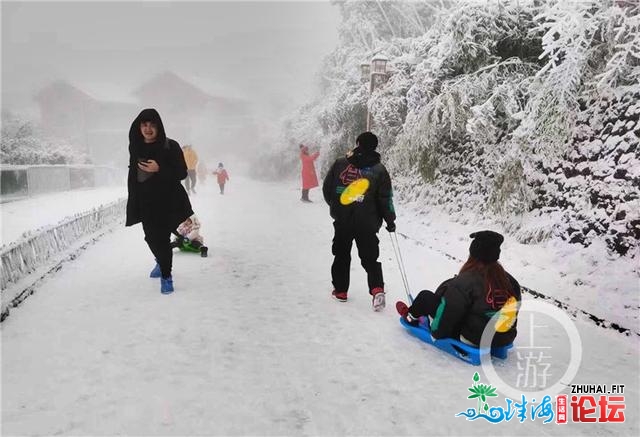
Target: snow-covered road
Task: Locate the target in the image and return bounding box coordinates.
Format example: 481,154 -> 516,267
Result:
1,177 -> 638,436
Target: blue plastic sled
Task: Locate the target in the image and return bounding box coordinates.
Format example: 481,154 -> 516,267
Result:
399,317 -> 513,366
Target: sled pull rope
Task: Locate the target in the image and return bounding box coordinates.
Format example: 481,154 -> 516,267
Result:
389,232 -> 413,304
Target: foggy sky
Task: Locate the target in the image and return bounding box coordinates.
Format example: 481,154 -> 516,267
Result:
1,1 -> 341,118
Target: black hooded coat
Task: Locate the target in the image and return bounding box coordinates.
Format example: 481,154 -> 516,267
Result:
125,108 -> 193,229
322,146 -> 395,233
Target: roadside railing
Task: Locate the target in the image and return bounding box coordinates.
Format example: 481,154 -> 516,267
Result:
1,164 -> 125,202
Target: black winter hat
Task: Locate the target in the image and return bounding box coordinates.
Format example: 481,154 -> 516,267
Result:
356,132 -> 378,151
469,230 -> 504,263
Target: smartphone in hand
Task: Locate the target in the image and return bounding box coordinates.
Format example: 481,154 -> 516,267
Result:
138,159 -> 149,167
136,159 -> 154,182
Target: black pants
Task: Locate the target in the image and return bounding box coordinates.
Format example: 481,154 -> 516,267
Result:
142,219 -> 173,278
219,183 -> 225,194
331,223 -> 383,293
301,189 -> 309,201
408,290 -> 440,318
185,170 -> 197,192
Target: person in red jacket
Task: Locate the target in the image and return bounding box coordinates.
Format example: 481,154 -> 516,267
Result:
212,162 -> 229,194
299,144 -> 319,202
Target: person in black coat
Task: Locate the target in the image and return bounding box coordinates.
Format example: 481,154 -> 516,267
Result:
322,132 -> 396,311
396,231 -> 521,347
125,108 -> 194,294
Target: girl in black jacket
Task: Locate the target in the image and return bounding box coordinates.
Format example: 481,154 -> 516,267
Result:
125,108 -> 193,294
396,231 -> 521,347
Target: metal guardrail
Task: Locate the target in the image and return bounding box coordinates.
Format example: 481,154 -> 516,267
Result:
0,197 -> 126,322
0,165 -> 125,202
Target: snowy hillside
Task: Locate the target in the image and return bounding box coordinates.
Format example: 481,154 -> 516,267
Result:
262,0 -> 639,260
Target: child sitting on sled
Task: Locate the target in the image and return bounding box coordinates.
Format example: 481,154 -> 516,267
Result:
396,230 -> 521,348
171,215 -> 208,257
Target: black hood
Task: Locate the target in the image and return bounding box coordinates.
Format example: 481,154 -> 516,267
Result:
129,108 -> 167,145
346,146 -> 381,168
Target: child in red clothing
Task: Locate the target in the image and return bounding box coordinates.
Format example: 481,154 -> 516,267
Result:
212,162 -> 229,194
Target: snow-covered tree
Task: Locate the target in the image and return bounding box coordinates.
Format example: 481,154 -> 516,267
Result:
1,111 -> 89,165
268,0 -> 639,257
595,1 -> 640,90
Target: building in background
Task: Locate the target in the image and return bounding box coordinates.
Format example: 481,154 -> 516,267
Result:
82,84 -> 139,166
35,80 -> 136,166
133,71 -> 258,157
35,71 -> 258,166
35,81 -> 96,155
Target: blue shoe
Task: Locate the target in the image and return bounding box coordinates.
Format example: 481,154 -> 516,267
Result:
160,276 -> 174,294
149,263 -> 161,278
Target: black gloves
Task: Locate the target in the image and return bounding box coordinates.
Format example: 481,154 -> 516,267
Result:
386,222 -> 396,232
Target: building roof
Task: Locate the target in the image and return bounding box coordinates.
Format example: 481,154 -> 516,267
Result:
79,82 -> 138,104
133,71 -> 250,111
181,73 -> 249,103
35,80 -> 96,104
133,71 -> 212,105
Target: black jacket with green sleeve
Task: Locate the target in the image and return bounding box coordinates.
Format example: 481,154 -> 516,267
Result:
430,270 -> 521,347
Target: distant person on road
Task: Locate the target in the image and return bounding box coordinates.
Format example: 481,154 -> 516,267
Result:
212,162 -> 229,194
197,160 -> 208,184
395,231 -> 521,347
322,132 -> 395,311
182,144 -> 199,194
299,144 -> 319,202
125,108 -> 193,294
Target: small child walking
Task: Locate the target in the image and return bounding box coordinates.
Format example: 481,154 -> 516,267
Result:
213,162 -> 230,194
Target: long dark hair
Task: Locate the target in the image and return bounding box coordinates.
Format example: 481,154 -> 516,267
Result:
459,256 -> 513,295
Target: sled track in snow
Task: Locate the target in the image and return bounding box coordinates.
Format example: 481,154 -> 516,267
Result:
396,232 -> 639,338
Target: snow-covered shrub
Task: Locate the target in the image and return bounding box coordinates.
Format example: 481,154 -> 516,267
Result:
595,2 -> 640,90
1,111 -> 89,165
488,156 -> 533,218
516,1 -> 601,154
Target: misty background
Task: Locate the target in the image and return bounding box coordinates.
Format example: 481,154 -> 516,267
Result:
1,0 -> 340,167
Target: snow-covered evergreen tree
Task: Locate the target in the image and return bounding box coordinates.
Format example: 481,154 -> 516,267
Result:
266,0 -> 639,257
